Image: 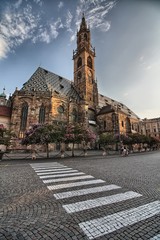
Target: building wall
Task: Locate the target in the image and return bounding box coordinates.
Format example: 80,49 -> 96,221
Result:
10,90 -> 51,138
142,118 -> 160,139
97,110 -> 140,136
0,105 -> 11,129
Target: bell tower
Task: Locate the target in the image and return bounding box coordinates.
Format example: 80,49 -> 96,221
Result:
73,14 -> 98,110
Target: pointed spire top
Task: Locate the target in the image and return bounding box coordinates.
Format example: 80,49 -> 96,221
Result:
80,12 -> 87,30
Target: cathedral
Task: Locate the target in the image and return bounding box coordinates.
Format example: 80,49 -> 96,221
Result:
0,15 -> 142,150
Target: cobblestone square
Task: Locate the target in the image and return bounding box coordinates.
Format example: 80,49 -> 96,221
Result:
0,151 -> 160,239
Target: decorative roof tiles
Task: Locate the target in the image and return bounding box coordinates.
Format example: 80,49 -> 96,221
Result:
21,67 -> 81,101
20,67 -> 140,120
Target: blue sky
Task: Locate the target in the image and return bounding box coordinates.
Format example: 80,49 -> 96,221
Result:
0,0 -> 160,119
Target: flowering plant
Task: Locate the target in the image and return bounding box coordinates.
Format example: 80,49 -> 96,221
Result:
21,123 -> 64,158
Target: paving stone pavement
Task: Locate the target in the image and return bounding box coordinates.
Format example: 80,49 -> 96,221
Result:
0,151 -> 160,239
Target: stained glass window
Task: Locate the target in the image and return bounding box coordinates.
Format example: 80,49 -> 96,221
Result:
20,102 -> 28,131
39,104 -> 45,123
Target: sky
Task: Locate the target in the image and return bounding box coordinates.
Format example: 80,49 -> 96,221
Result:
0,0 -> 160,119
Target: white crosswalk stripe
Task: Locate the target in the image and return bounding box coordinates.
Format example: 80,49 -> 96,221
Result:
63,191 -> 142,213
54,184 -> 121,199
43,175 -> 94,184
47,179 -> 105,190
39,172 -> 85,179
35,168 -> 73,173
33,166 -> 67,170
79,201 -> 160,239
30,163 -> 65,168
37,170 -> 78,175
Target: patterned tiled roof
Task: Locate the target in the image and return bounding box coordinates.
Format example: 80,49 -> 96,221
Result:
21,67 -> 81,101
20,67 -> 140,120
98,94 -> 140,120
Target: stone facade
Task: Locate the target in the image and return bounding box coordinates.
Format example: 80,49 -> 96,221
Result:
141,118 -> 160,139
97,94 -> 140,136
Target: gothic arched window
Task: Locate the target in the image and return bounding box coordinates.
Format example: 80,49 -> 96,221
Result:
87,56 -> 92,69
72,109 -> 78,122
126,117 -> 131,133
77,57 -> 82,68
39,104 -> 45,124
20,102 -> 28,131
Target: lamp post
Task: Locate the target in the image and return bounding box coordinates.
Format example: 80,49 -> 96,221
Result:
67,97 -> 72,124
113,106 -> 121,151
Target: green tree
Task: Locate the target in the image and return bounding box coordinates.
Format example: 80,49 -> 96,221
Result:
64,123 -> 96,157
64,123 -> 83,157
145,135 -> 160,149
0,126 -> 15,148
99,132 -> 115,154
21,123 -> 64,158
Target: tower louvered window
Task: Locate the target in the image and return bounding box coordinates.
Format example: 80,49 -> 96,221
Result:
39,104 -> 45,124
77,57 -> 82,68
20,103 -> 28,131
87,56 -> 92,68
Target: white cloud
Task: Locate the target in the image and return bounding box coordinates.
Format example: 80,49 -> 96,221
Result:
69,0 -> 116,41
50,18 -> 63,39
33,18 -> 63,43
58,1 -> 64,9
0,36 -> 9,59
0,0 -> 116,58
65,10 -> 73,32
33,0 -> 43,6
14,0 -> 22,8
0,4 -> 40,58
70,34 -> 76,42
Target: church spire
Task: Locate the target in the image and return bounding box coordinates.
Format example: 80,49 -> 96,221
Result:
80,13 -> 87,31
73,14 -> 98,108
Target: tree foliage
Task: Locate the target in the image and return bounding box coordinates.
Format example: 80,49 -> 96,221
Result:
21,123 -> 96,157
21,123 -> 64,158
64,123 -> 96,156
99,132 -> 116,153
0,125 -> 15,148
64,124 -> 83,144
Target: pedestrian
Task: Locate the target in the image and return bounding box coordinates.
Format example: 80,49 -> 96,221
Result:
122,146 -> 128,156
120,146 -> 124,156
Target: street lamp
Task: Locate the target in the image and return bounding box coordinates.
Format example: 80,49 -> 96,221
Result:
67,97 -> 72,124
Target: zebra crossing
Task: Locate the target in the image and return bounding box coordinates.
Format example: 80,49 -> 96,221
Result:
30,162 -> 160,239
